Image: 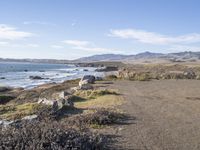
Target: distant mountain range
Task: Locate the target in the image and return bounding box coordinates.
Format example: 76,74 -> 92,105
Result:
74,54 -> 130,62
74,51 -> 200,62
1,51 -> 200,63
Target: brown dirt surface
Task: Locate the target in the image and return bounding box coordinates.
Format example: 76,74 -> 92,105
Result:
108,80 -> 200,150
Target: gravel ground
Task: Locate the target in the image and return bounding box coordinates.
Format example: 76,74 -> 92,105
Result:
110,80 -> 200,150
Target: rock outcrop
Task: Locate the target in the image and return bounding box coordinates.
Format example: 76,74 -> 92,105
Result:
78,75 -> 95,90
95,66 -> 118,72
38,91 -> 74,111
80,75 -> 95,84
29,76 -> 44,80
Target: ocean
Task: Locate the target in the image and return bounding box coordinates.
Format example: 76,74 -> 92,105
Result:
0,62 -> 102,89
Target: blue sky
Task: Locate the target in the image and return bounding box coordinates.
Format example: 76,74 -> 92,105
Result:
0,0 -> 200,59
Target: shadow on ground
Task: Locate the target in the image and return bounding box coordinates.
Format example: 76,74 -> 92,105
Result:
106,115 -> 137,150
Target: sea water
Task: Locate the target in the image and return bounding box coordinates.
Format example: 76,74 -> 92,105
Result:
0,62 -> 102,89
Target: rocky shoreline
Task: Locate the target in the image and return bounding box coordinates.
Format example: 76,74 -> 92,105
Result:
0,70 -> 125,149
1,63 -> 200,122
1,63 -> 200,149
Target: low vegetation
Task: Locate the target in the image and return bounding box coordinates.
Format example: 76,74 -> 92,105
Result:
0,103 -> 48,120
83,109 -> 126,126
0,118 -> 105,150
74,89 -> 119,99
72,89 -> 122,109
117,64 -> 200,81
0,107 -> 127,149
63,108 -> 126,130
75,95 -> 123,109
0,79 -> 126,149
0,95 -> 15,104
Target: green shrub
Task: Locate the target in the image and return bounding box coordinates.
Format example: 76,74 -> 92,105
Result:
0,95 -> 15,104
0,119 -> 105,150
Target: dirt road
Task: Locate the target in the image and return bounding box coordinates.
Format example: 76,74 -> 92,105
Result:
111,80 -> 200,150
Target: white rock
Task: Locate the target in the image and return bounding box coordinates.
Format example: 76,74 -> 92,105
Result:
79,79 -> 89,87
38,98 -> 54,105
0,120 -> 14,127
22,115 -> 38,120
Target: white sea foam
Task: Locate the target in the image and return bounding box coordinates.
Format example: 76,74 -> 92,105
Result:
0,62 -> 103,89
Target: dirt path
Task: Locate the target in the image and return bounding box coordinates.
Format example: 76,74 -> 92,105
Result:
110,80 -> 200,150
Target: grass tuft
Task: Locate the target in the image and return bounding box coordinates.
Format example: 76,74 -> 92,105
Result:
74,89 -> 119,99
0,103 -> 47,120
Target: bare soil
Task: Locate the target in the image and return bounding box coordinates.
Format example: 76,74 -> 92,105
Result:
109,80 -> 200,150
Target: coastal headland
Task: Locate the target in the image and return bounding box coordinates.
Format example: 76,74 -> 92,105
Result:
1,61 -> 200,149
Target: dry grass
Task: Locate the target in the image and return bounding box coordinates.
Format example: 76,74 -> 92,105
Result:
74,89 -> 119,99
73,89 -> 123,109
0,103 -> 44,120
75,95 -> 123,109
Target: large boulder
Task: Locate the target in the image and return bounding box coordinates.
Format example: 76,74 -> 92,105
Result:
38,91 -> 74,111
79,75 -> 95,90
57,97 -> 74,107
79,79 -> 89,87
80,75 -> 95,84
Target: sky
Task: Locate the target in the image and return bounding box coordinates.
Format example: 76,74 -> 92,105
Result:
0,0 -> 200,59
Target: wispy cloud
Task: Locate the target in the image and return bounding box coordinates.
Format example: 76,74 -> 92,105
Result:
26,44 -> 39,48
0,24 -> 34,40
63,40 -> 121,53
11,43 -> 39,48
0,42 -> 39,48
50,45 -> 64,49
0,41 -> 9,46
63,40 -> 90,47
109,28 -> 200,45
23,21 -> 56,26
